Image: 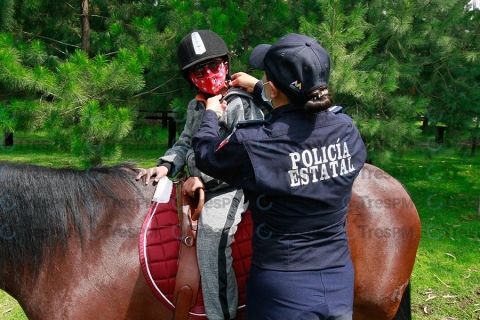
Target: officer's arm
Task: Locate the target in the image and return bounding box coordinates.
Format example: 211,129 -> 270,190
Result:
192,110 -> 256,190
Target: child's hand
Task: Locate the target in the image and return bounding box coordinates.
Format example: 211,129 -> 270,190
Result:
135,166 -> 168,185
183,176 -> 205,198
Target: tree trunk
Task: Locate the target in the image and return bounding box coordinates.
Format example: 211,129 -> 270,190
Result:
242,31 -> 249,55
478,194 -> 480,217
81,0 -> 90,53
436,126 -> 446,143
2,132 -> 13,147
471,118 -> 478,157
421,116 -> 428,133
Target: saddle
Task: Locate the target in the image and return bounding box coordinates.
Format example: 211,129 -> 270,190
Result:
139,177 -> 253,320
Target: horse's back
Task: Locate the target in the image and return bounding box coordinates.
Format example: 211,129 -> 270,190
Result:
348,164 -> 421,320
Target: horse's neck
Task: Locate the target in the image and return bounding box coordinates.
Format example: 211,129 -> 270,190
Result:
2,175 -> 156,304
1,258 -> 39,307
1,264 -> 20,298
3,188 -> 156,319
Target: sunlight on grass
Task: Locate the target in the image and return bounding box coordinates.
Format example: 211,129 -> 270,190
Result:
0,130 -> 169,169
381,146 -> 480,319
0,291 -> 26,320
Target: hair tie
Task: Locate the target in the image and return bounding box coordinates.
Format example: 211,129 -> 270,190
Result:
311,89 -> 329,100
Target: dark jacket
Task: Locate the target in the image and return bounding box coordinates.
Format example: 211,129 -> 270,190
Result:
193,104 -> 367,271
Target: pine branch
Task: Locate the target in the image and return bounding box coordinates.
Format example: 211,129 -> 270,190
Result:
104,51 -> 120,57
433,64 -> 448,89
66,3 -> 75,11
423,56 -> 450,67
132,73 -> 180,99
462,19 -> 480,51
153,88 -> 183,96
62,105 -> 83,114
47,44 -> 66,55
22,31 -> 80,49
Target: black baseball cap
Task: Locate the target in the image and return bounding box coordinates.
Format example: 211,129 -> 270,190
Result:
248,34 -> 330,103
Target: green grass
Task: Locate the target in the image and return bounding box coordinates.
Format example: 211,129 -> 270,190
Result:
1,132 -> 479,319
0,291 -> 25,320
0,129 -> 170,169
386,147 -> 480,319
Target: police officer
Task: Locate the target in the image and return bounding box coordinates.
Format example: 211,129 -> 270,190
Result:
136,30 -> 265,320
192,34 -> 367,320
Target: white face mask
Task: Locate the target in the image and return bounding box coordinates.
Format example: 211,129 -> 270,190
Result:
261,81 -> 272,107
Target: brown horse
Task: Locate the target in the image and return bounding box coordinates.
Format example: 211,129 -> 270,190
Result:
0,161 -> 420,320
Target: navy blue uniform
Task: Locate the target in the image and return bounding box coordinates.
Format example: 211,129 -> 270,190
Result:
193,104 -> 367,319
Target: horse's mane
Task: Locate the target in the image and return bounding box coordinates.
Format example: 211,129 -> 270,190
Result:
0,161 -> 145,274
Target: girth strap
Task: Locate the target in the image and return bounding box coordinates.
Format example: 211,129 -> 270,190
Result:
172,181 -> 203,320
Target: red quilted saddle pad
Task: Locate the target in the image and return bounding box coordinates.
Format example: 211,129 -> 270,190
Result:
138,187 -> 253,319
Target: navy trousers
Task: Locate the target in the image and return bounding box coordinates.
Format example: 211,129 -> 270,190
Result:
245,260 -> 354,320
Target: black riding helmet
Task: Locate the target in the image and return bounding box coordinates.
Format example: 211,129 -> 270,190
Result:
177,30 -> 231,89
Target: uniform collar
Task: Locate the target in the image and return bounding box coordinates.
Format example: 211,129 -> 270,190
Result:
269,103 -> 340,127
269,103 -> 302,119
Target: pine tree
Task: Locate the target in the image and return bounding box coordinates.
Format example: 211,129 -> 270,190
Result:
415,0 -> 480,154
296,0 -> 480,162
1,0 -> 478,165
297,0 -> 420,163
167,0 -> 294,77
1,0 -> 176,165
0,0 -> 15,31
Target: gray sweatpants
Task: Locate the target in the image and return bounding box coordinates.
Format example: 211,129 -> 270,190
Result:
197,187 -> 247,320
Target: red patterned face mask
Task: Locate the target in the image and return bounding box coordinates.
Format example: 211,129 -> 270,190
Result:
188,59 -> 228,95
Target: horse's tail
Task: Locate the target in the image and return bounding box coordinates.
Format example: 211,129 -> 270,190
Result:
392,281 -> 412,320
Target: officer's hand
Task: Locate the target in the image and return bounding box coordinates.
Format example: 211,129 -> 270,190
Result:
183,176 -> 205,198
135,166 -> 169,185
206,94 -> 227,119
231,72 -> 258,93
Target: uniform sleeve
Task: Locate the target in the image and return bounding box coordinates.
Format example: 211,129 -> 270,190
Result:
192,110 -> 256,191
